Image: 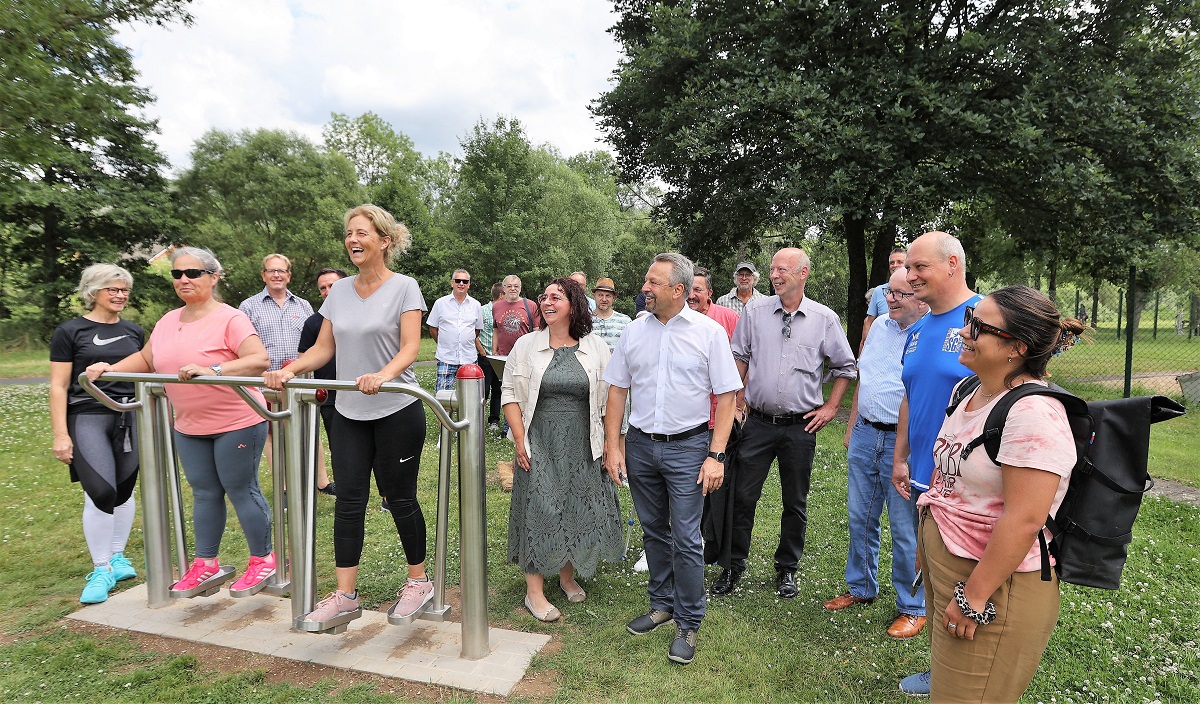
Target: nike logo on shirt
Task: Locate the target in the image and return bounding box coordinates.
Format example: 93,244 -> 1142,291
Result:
93,334 -> 130,346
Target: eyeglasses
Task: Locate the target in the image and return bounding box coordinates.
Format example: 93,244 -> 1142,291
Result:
883,287 -> 915,300
537,293 -> 566,304
963,306 -> 1017,340
263,268 -> 290,275
782,311 -> 794,339
453,278 -> 470,284
102,287 -> 131,297
171,268 -> 214,280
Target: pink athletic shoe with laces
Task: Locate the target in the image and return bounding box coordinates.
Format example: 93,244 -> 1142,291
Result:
392,577 -> 433,619
172,558 -> 221,591
230,552 -> 275,592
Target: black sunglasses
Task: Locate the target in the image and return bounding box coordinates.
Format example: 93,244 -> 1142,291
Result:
171,268 -> 214,280
963,306 -> 1017,340
453,278 -> 470,284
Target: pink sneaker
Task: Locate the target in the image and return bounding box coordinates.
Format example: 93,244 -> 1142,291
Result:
230,552 -> 275,592
392,578 -> 433,619
304,590 -> 360,622
172,558 -> 220,591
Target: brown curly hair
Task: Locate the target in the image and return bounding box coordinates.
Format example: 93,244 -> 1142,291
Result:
545,277 -> 593,340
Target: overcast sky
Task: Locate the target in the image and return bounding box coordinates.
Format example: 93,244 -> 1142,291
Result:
116,0 -> 625,174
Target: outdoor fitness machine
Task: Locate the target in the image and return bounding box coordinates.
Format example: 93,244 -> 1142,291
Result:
80,365 -> 491,660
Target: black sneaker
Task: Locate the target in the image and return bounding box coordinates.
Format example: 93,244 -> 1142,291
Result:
668,627 -> 697,664
626,608 -> 674,635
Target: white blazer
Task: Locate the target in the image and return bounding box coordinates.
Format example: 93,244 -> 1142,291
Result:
500,328 -> 610,461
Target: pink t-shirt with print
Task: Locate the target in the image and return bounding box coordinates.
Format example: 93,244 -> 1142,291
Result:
917,381 -> 1076,572
150,304 -> 266,436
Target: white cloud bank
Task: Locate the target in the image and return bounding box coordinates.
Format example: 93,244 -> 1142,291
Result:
116,0 -> 624,172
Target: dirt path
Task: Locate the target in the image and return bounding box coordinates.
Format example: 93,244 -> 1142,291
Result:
1149,477 -> 1200,506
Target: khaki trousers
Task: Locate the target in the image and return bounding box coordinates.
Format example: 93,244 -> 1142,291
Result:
918,509 -> 1060,704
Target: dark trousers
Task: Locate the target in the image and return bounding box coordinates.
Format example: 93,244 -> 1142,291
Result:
479,353 -> 502,423
730,414 -> 817,572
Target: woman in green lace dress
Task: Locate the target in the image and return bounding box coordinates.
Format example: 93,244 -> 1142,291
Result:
501,277 -> 623,621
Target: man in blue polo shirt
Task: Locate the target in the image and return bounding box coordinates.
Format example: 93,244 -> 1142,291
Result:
891,231 -> 981,696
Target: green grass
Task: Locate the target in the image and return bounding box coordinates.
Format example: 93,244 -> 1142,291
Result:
1,374 -> 1198,702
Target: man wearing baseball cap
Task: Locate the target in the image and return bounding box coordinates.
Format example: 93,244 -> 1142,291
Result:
715,262 -> 766,315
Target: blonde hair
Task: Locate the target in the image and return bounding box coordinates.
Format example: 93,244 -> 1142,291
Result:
78,263 -> 134,311
343,204 -> 411,264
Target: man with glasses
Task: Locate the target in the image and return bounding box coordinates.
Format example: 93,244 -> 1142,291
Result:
239,253 -> 313,372
715,261 -> 766,315
492,275 -> 542,356
889,231 -> 982,697
714,247 -> 855,599
860,247 -> 908,353
427,269 -> 485,391
826,267 -> 929,639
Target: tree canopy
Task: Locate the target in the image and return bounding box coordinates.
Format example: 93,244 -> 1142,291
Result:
594,0 -> 1200,349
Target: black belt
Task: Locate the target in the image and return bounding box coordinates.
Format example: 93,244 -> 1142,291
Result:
631,423 -> 709,442
748,407 -> 814,426
861,417 -> 898,433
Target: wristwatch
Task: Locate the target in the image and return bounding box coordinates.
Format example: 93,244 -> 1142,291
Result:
209,364 -> 223,376
707,451 -> 727,463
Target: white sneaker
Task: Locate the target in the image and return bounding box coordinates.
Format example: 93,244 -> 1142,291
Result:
634,550 -> 649,572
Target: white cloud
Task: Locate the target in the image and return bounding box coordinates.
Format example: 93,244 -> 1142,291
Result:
116,0 -> 623,172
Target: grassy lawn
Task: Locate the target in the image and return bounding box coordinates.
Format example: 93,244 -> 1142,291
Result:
1,371 -> 1198,702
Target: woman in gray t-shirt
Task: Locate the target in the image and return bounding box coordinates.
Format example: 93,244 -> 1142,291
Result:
265,204 -> 432,627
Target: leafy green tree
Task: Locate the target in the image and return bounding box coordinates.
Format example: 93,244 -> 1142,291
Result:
594,0 -> 1200,350
321,112 -> 423,194
173,129 -> 363,303
0,0 -> 191,335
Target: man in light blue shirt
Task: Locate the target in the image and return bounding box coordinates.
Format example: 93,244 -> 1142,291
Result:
826,267 -> 929,640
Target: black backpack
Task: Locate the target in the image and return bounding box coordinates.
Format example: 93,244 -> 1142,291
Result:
946,376 -> 1185,590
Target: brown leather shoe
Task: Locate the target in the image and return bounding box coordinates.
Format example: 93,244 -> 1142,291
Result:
887,613 -> 927,639
823,592 -> 875,611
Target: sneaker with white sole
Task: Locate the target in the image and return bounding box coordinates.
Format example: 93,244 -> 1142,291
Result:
172,558 -> 221,592
230,552 -> 275,592
80,567 -> 116,604
633,550 -> 649,572
304,589 -> 361,622
391,578 -> 434,619
900,670 -> 931,696
109,552 -> 137,582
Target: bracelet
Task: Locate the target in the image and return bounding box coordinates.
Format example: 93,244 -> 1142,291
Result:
954,581 -> 997,626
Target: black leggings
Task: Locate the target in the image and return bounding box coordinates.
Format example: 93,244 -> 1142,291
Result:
329,402 -> 427,568
68,411 -> 138,513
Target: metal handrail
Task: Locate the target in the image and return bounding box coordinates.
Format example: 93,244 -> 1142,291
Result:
79,372 -> 467,431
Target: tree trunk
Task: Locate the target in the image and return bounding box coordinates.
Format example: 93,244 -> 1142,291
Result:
868,221 -> 896,286
40,168 -> 60,336
1047,257 -> 1058,307
845,215 -> 869,352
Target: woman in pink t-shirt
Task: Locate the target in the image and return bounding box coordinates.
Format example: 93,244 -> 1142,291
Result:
88,247 -> 274,597
915,285 -> 1084,703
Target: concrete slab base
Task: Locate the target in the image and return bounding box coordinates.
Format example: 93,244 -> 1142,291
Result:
66,583 -> 550,696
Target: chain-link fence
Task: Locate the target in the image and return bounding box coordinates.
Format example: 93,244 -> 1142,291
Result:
979,268 -> 1200,404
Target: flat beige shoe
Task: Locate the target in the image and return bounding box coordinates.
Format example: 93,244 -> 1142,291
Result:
560,580 -> 586,603
524,595 -> 561,622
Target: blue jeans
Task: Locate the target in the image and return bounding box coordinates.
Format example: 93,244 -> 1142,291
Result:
625,427 -> 708,631
845,419 -> 924,615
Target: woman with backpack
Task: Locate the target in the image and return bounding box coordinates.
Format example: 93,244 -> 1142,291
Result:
916,285 -> 1084,703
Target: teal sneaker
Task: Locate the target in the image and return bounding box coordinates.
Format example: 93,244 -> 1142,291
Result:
80,567 -> 116,604
109,552 -> 137,582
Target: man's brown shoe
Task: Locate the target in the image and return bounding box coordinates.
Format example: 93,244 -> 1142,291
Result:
823,592 -> 875,611
887,614 -> 927,640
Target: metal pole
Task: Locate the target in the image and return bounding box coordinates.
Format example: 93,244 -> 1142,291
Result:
1117,289 -> 1124,340
283,387 -> 313,625
431,423 -> 453,618
1153,291 -> 1160,339
264,397 -> 290,595
455,365 -> 489,659
153,388 -> 188,580
1124,265 -> 1136,398
136,383 -> 172,608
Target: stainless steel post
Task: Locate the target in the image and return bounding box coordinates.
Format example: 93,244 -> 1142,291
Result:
281,386 -> 315,624
455,365 -> 489,659
136,383 -> 172,608
302,391 -> 320,615
151,386 -> 188,580
264,395 -> 290,595
425,389 -> 456,622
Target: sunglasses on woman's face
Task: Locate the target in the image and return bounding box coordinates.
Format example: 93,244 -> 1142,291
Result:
963,306 -> 1017,340
171,268 -> 214,280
